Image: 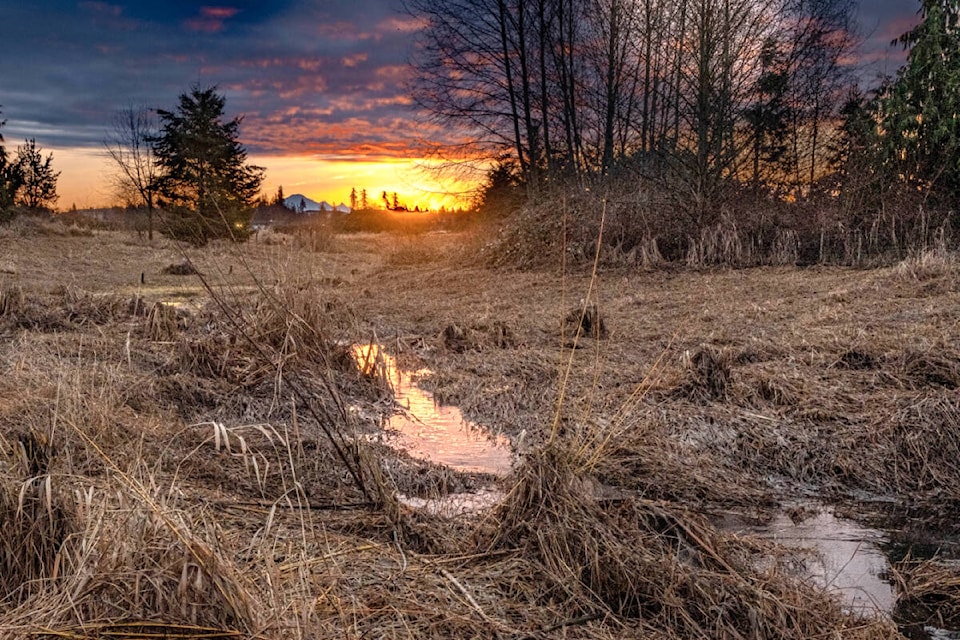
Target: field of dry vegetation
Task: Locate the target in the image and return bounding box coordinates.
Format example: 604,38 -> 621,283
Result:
2,213 -> 960,638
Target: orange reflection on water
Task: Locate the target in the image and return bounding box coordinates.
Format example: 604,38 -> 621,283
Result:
354,344 -> 512,476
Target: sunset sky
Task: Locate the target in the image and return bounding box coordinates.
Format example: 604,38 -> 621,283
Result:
0,0 -> 922,211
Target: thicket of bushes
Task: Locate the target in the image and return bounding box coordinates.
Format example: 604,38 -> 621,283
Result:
478,177 -> 954,270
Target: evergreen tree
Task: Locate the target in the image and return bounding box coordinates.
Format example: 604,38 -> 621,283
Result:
274,185 -> 285,206
878,0 -> 960,204
350,187 -> 358,210
0,109 -> 20,214
744,38 -> 791,188
478,157 -> 522,213
15,138 -> 59,210
360,188 -> 368,209
834,88 -> 886,224
152,86 -> 264,244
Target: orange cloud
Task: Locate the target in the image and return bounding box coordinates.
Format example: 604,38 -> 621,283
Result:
185,6 -> 240,33
376,16 -> 427,34
342,53 -> 368,68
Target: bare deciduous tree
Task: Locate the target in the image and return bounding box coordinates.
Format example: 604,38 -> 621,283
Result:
104,106 -> 160,240
408,0 -> 857,217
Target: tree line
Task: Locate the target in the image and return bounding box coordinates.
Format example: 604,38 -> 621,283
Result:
409,0 -> 960,261
410,0 -> 853,198
1,86 -> 262,247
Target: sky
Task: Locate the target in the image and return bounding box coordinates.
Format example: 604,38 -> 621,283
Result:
0,0 -> 924,210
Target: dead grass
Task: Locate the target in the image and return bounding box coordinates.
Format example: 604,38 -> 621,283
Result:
478,430 -> 896,638
385,238 -> 445,266
890,558 -> 960,631
4,225 -> 960,638
895,246 -> 958,283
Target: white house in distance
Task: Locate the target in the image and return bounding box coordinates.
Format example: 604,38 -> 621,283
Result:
283,194 -> 352,214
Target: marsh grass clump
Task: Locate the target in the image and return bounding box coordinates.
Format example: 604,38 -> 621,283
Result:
562,303 -> 608,342
161,260 -> 200,276
481,432 -> 894,638
686,215 -> 756,268
142,302 -> 182,342
0,468 -> 77,606
897,347 -> 960,389
751,375 -> 801,407
883,396 -> 960,494
0,286 -> 133,332
673,346 -> 733,402
440,321 -> 518,353
53,286 -> 132,326
895,246 -> 957,282
174,285 -> 353,389
0,286 -> 25,317
68,496 -> 257,632
891,557 -> 960,631
245,286 -> 347,364
0,483 -> 260,636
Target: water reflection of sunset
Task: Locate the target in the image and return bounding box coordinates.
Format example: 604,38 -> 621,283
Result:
353,344 -> 512,476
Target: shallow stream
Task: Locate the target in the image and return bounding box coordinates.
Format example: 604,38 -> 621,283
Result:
354,344 -> 959,636
353,344 -> 512,476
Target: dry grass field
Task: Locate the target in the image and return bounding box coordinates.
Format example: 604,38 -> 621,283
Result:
1,215 -> 959,638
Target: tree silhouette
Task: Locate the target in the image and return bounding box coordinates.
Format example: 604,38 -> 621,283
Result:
104,106 -> 159,239
152,86 -> 264,245
744,38 -> 790,187
15,138 -> 59,210
0,108 -> 20,214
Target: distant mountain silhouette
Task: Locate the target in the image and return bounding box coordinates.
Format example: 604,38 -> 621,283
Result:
283,194 -> 353,213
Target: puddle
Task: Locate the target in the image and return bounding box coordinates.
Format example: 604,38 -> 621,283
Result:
728,505 -> 960,638
353,344 -> 512,476
733,509 -> 894,616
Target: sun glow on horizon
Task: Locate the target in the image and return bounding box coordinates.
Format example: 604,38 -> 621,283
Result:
46,148 -> 478,212
256,154 -> 478,212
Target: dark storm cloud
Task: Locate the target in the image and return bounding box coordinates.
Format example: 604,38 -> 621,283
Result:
0,0 -> 425,158
0,0 -> 924,157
